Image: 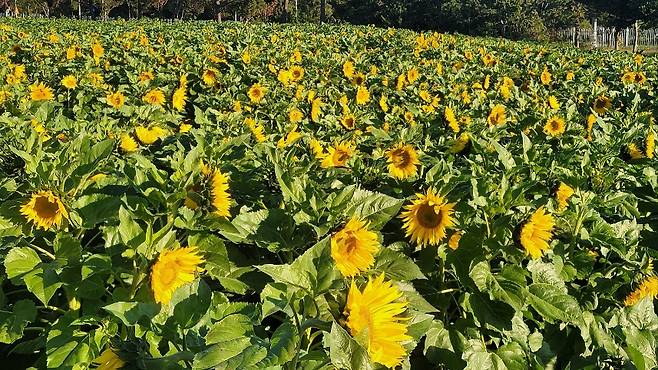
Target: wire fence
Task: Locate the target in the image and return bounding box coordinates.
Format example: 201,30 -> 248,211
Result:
556,26 -> 658,48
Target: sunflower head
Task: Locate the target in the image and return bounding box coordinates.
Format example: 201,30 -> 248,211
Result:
21,191 -> 68,230
519,207 -> 555,259
540,69 -> 551,85
544,116 -> 565,137
341,114 -> 356,130
107,91 -> 125,109
61,75 -> 77,89
172,86 -> 187,111
30,82 -> 54,101
345,274 -> 411,368
135,125 -> 167,145
120,133 -> 139,153
93,347 -> 125,370
386,143 -> 419,180
593,95 -> 611,115
401,188 -> 455,247
142,89 -> 165,106
247,83 -> 266,103
331,218 -> 380,277
321,141 -> 353,168
151,247 -> 204,304
555,183 -> 574,211
210,169 -> 231,217
487,104 -> 506,126
623,276 -> 658,307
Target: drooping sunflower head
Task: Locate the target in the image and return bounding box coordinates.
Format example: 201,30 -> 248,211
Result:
401,188 -> 455,247
247,83 -> 266,103
386,143 -> 420,180
21,190 -> 69,230
134,125 -> 167,145
120,133 -> 138,153
623,276 -> 658,307
487,104 -> 506,126
544,116 -> 565,137
150,247 -> 204,304
93,347 -> 125,370
172,86 -> 187,111
331,218 -> 380,277
356,85 -> 370,105
202,69 -> 218,87
321,141 -> 354,168
519,207 -> 555,259
555,182 -> 574,211
593,95 -> 611,115
345,274 -> 411,368
210,169 -> 231,217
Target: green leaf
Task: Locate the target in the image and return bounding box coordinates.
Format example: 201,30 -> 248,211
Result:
328,322 -> 374,370
169,280 -> 212,329
206,314 -> 255,345
23,264 -> 63,305
118,206 -> 145,249
4,247 -> 41,279
343,188 -> 404,229
257,321 -> 299,367
103,301 -> 160,326
372,248 -> 425,281
527,283 -> 582,324
0,300 -> 37,344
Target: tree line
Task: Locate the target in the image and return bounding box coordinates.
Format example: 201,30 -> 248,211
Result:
1,0 -> 657,42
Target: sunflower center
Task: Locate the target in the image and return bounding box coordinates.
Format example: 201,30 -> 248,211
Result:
551,120 -> 560,131
334,149 -> 349,164
417,203 -> 442,228
595,99 -> 605,109
342,231 -> 358,255
34,196 -> 60,219
392,149 -> 411,167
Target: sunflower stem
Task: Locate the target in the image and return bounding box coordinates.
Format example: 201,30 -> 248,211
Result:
289,300 -> 302,370
31,244 -> 56,260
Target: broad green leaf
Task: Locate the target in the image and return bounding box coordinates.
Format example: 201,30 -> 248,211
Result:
4,247 -> 41,279
328,322 -> 374,370
0,300 -> 37,344
103,301 -> 160,326
528,283 -> 581,324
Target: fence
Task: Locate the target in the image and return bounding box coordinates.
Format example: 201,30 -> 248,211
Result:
556,26 -> 658,48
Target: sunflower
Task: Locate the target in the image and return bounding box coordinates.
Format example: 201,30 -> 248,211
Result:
401,189 -> 455,246
244,117 -> 267,143
289,108 -> 303,123
628,143 -> 645,159
21,191 -> 69,230
30,82 -> 54,101
519,207 -> 555,259
309,138 -> 325,159
540,68 -> 551,85
142,89 -> 165,106
289,65 -> 304,81
321,141 -> 353,168
448,133 -> 470,154
544,116 -> 565,137
593,95 -> 611,115
379,95 -> 389,112
106,91 -> 125,109
406,68 -> 419,83
151,247 -> 204,304
448,231 -> 463,250
311,98 -> 323,122
172,86 -> 187,111
634,72 -> 647,84
210,169 -> 231,217
343,60 -> 354,78
93,348 -> 125,370
646,131 -> 655,159
356,86 -> 370,105
120,133 -> 138,153
247,83 -> 266,103
386,143 -> 419,180
61,75 -> 77,90
331,218 -> 380,277
622,71 -> 636,84
547,95 -> 559,110
135,125 -> 167,145
341,114 -> 356,130
487,104 -> 506,126
444,106 -> 459,133
277,128 -> 302,148
555,183 -> 574,211
202,69 -> 218,87
623,276 -> 658,306
345,274 -> 411,368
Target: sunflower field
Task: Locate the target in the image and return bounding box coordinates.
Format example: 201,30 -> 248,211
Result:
0,17 -> 657,370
